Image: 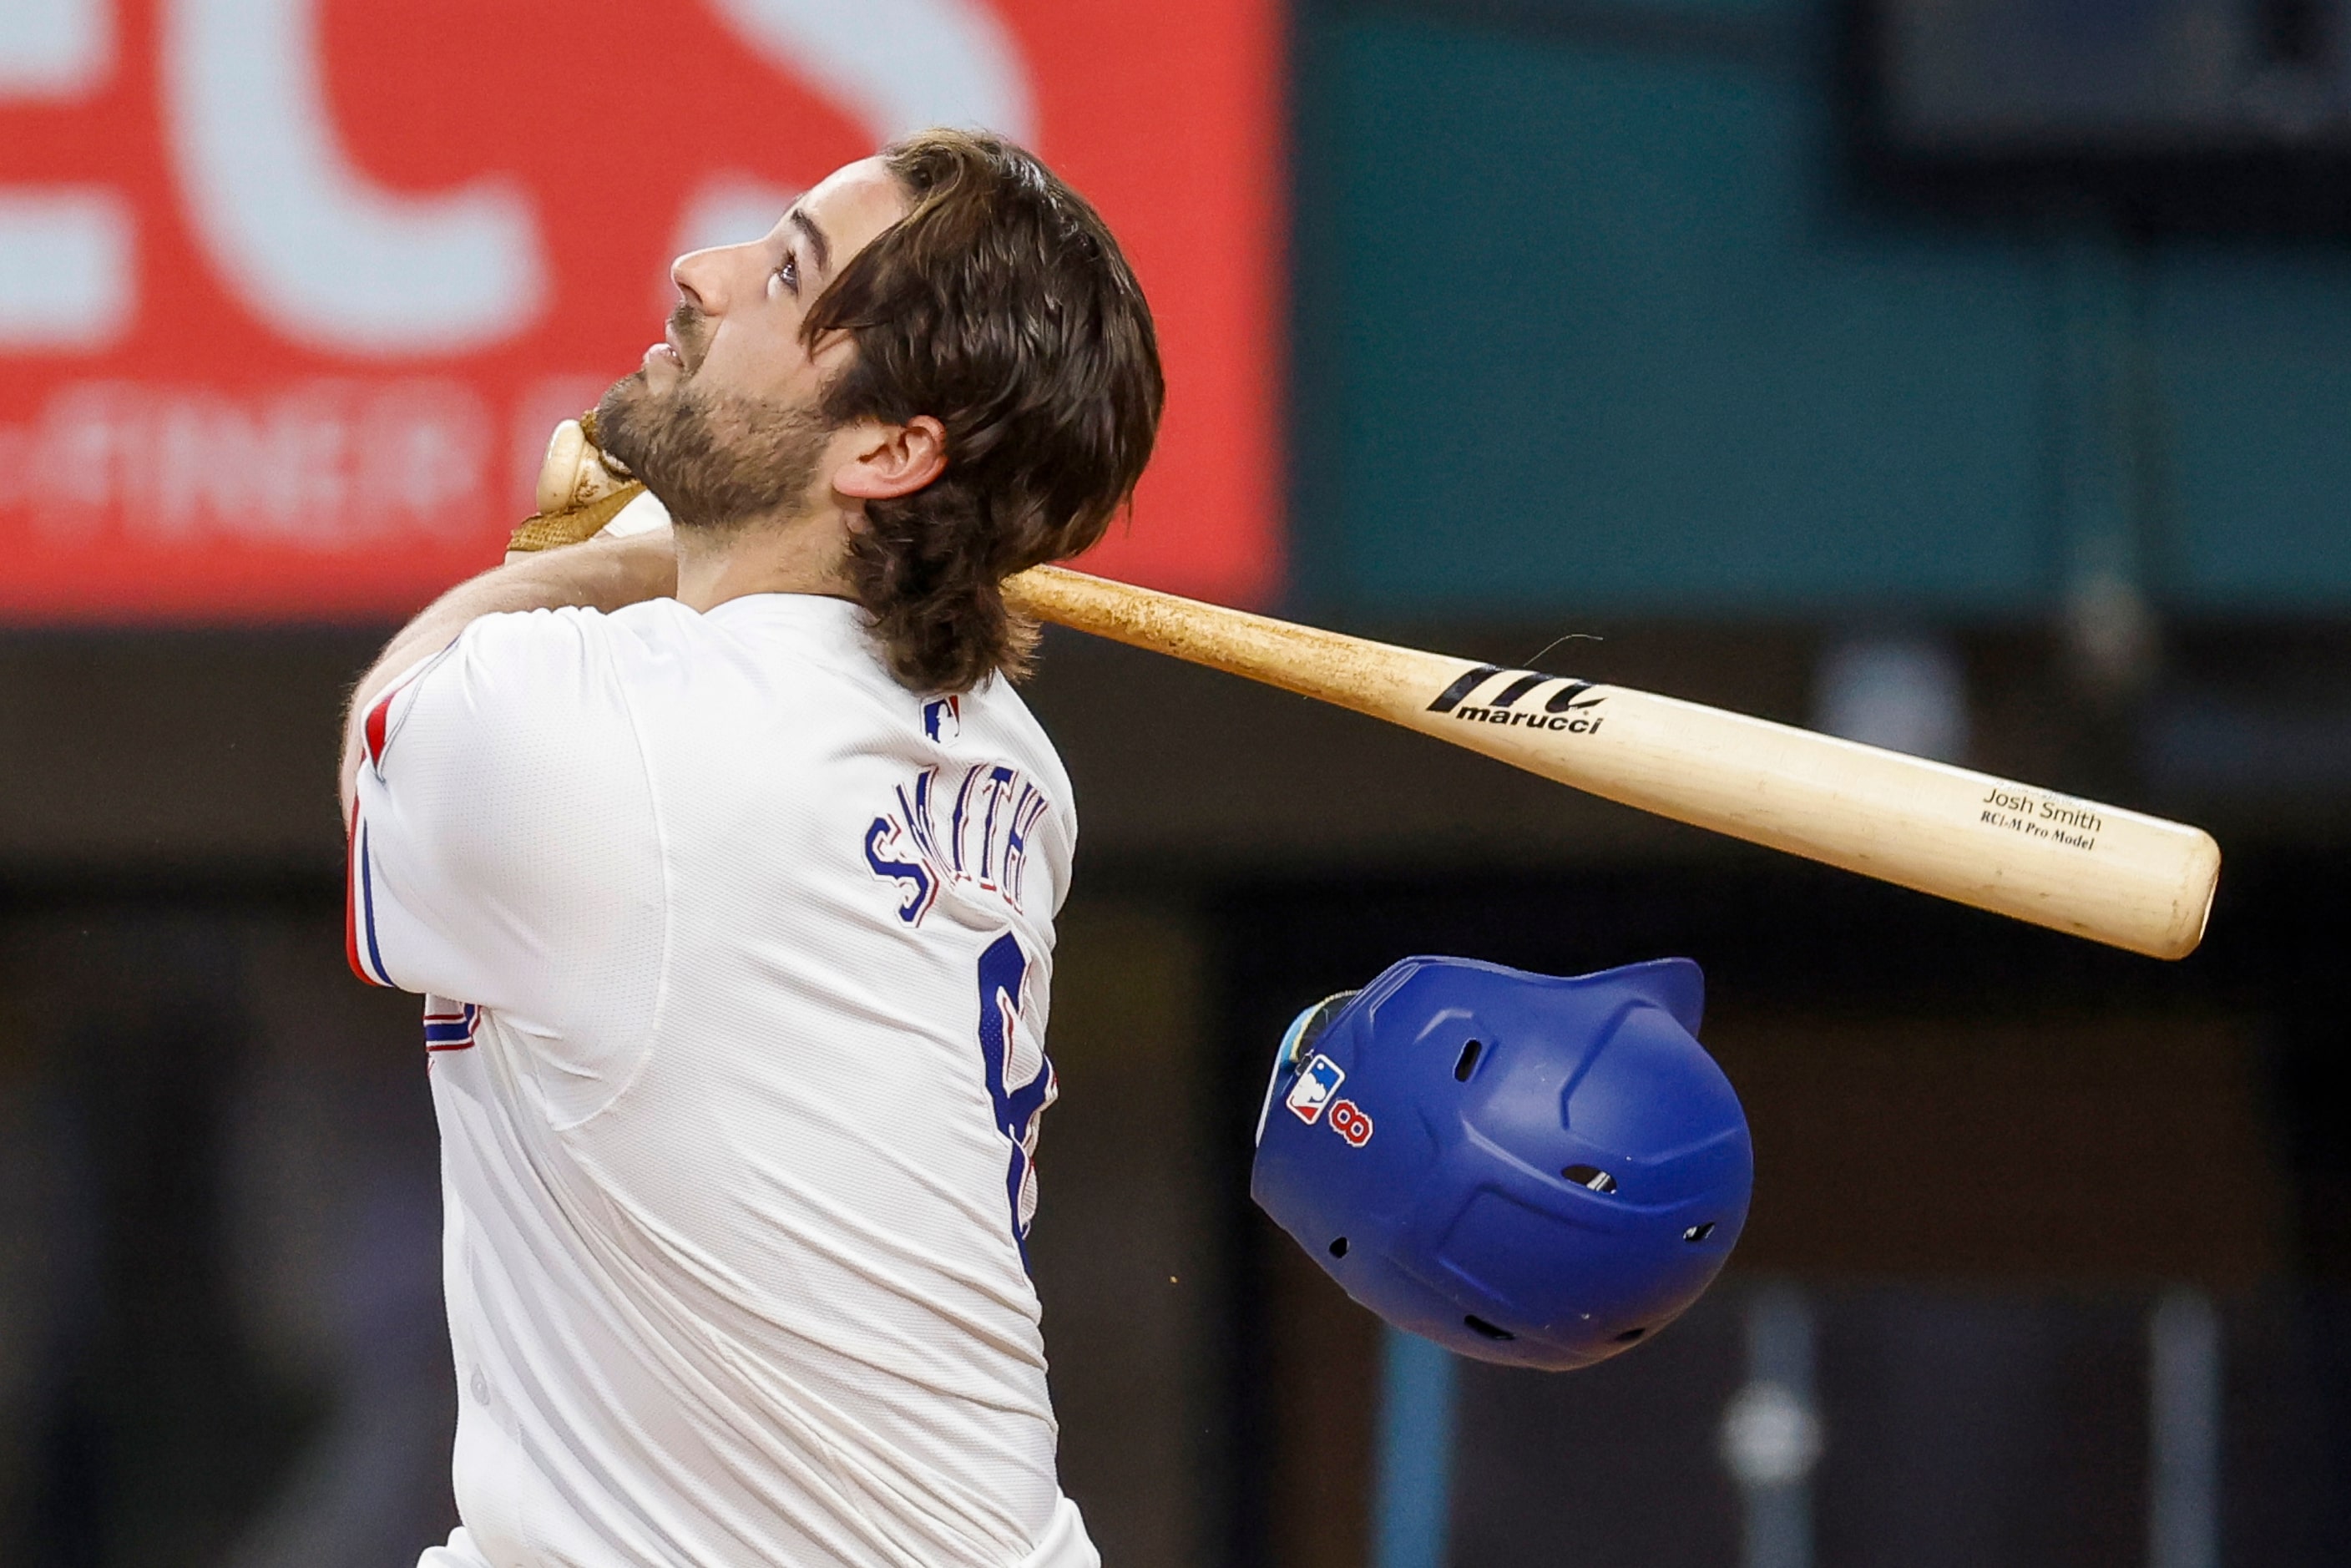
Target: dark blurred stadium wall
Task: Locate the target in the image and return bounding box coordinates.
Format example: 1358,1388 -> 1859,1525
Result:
9,0 -> 2351,1565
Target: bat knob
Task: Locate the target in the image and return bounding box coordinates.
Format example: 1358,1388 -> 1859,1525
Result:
512,412 -> 647,555
534,415 -> 635,516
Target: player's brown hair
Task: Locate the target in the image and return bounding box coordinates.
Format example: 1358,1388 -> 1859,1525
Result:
803,129 -> 1164,694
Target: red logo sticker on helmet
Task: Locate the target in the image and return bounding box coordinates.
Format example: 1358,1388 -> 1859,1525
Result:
1328,1099 -> 1373,1148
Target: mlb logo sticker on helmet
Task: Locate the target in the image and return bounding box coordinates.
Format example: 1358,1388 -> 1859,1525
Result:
1285,1053 -> 1346,1125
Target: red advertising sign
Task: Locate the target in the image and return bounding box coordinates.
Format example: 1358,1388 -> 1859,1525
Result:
0,0 -> 1283,620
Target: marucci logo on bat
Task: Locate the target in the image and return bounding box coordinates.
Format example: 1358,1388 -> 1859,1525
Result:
1426,665 -> 1609,733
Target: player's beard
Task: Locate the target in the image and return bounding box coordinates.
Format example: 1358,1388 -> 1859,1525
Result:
596,370 -> 832,533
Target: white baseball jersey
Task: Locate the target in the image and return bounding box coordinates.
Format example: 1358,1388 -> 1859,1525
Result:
346,590 -> 1097,1568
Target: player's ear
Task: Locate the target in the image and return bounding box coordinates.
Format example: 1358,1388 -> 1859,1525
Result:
833,415 -> 945,501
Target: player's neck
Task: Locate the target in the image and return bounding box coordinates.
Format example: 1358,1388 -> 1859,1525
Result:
672,506 -> 857,610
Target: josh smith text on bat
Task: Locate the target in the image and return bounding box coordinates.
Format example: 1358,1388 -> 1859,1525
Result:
336,131 -> 1163,1568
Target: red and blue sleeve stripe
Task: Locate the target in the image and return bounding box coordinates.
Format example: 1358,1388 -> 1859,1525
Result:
346,648 -> 456,987
362,683 -> 398,772
345,798 -> 395,989
423,1003 -> 478,1051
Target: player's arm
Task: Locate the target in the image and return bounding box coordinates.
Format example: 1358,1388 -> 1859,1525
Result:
339,529 -> 677,821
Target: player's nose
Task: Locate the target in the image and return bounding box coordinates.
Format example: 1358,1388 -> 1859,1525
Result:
669,245 -> 735,316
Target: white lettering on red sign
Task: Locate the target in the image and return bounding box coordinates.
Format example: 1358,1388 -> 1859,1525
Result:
0,381 -> 488,545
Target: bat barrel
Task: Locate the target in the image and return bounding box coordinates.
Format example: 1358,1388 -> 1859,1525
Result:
1006,565 -> 2220,959
1425,682 -> 2219,960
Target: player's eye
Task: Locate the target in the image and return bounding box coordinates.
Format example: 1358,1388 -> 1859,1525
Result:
773,254 -> 800,296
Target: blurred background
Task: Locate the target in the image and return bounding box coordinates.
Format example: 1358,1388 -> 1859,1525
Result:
2,0 -> 2348,1564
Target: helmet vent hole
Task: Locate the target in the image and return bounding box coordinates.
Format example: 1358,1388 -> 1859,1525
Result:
1464,1314 -> 1516,1342
1327,1237 -> 1348,1258
1613,1327 -> 1647,1343
1684,1222 -> 1716,1242
1562,1163 -> 1618,1194
1453,1039 -> 1483,1081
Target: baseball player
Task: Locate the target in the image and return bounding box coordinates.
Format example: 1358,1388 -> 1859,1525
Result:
337,131 -> 1160,1568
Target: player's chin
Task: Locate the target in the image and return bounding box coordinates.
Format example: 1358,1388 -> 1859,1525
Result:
598,370 -> 648,420
596,374 -> 663,444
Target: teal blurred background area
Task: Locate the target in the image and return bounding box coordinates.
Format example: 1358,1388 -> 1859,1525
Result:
1289,0 -> 2351,620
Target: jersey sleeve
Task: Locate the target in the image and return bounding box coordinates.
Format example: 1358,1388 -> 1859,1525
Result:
346,607 -> 665,1034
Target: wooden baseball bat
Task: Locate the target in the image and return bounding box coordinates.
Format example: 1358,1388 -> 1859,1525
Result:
524,417 -> 2217,959
1002,565 -> 2220,960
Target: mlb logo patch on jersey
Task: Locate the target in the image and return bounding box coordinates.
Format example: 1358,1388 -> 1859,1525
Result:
1287,1054 -> 1346,1125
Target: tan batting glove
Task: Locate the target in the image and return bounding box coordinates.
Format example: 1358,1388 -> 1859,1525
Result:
508,410 -> 647,554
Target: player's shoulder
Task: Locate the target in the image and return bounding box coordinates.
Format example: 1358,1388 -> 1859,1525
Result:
362,603 -> 646,781
376,603 -> 624,739
446,598 -> 648,685
456,595 -> 838,708
453,594 -> 1073,804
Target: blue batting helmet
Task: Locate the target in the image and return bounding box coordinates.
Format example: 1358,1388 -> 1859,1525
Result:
1251,955 -> 1752,1370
